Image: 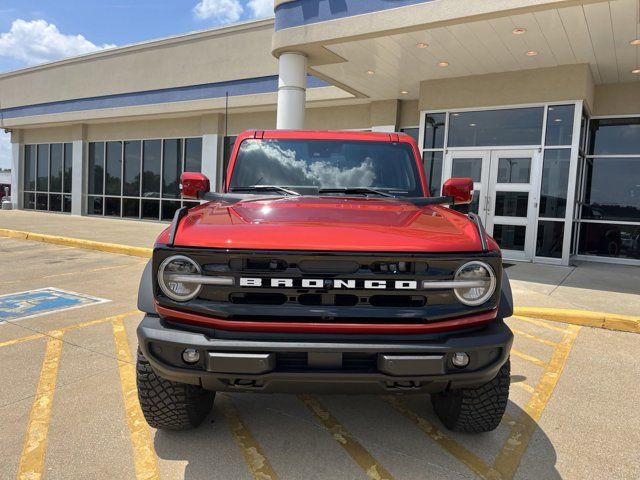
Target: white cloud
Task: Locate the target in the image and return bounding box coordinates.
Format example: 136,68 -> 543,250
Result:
0,19 -> 116,66
193,0 -> 243,23
247,0 -> 274,18
0,131 -> 11,169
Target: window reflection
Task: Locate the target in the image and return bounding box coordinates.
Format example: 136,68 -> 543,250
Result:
88,143 -> 104,195
497,158 -> 530,183
581,158 -> 640,222
536,221 -> 564,258
589,118 -> 640,155
545,105 -> 574,146
105,141 -> 122,196
495,192 -> 528,217
423,151 -> 443,197
163,139 -> 182,199
142,140 -> 161,198
578,223 -> 640,259
540,149 -> 570,218
123,141 -> 141,196
452,158 -> 482,182
423,113 -> 446,149
87,137 -> 202,220
492,225 -> 526,251
448,108 -> 544,147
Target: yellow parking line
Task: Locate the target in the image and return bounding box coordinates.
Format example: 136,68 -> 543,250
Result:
0,332 -> 44,349
494,324 -> 581,479
511,349 -> 547,367
16,331 -> 63,480
382,396 -> 500,480
299,394 -> 395,480
512,316 -> 570,334
0,311 -> 139,349
111,317 -> 160,480
219,396 -> 279,480
511,328 -> 559,347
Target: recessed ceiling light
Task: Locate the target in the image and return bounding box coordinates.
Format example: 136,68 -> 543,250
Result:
437,61 -> 449,67
400,90 -> 409,95
512,28 -> 526,35
632,68 -> 640,74
469,123 -> 477,127
451,113 -> 460,116
525,50 -> 538,57
366,70 -> 375,75
554,118 -> 563,123
416,42 -> 429,49
630,39 -> 640,46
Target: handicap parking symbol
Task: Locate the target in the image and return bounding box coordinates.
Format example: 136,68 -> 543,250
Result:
0,288 -> 109,322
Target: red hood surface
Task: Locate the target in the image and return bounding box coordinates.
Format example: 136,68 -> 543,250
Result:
163,197 -> 488,252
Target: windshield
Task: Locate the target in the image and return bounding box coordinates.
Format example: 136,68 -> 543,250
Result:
228,139 -> 423,197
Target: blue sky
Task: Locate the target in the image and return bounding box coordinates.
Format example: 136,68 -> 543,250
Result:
0,0 -> 274,168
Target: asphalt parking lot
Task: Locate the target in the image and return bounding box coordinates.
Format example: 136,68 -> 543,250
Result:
1,236 -> 639,480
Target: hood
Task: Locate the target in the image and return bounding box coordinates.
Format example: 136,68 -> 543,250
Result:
165,196 -> 486,252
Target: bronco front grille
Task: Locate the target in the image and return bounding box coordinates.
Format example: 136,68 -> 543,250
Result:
154,248 -> 502,324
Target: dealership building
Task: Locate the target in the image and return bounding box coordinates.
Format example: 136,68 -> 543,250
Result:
1,0 -> 639,266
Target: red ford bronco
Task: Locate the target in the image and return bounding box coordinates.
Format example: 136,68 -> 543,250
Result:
136,130 -> 513,432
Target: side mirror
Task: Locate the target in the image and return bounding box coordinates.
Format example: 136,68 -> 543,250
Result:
442,177 -> 473,204
180,172 -> 210,199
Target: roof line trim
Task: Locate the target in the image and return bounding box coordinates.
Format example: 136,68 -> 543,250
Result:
1,75 -> 329,120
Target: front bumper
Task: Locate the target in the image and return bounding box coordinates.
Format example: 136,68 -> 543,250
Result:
137,315 -> 513,394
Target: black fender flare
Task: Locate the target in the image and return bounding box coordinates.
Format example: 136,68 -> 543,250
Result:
138,259 -> 156,314
497,270 -> 514,319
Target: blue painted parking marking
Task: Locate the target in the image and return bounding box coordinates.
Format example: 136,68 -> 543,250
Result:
0,288 -> 109,322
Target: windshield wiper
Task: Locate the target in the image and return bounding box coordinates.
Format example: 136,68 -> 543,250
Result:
230,185 -> 301,196
318,187 -> 395,198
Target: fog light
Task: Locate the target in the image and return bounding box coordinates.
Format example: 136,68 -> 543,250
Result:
452,352 -> 470,368
182,348 -> 200,364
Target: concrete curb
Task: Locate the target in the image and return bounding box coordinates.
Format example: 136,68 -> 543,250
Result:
514,307 -> 640,334
1,227 -> 637,334
0,228 -> 152,258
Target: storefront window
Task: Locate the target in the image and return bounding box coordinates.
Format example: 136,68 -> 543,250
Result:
423,113 -> 446,149
400,127 -> 419,144
447,107 -> 544,147
88,137 -> 202,221
578,116 -> 640,261
536,220 -> 564,258
540,149 -> 571,218
492,225 -> 526,251
589,118 -> 640,155
578,223 -> 640,259
545,105 -> 575,146
423,151 -> 443,197
581,158 -> 640,223
23,143 -> 72,213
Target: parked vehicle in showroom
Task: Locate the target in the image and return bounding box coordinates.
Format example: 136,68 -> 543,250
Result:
136,130 -> 514,433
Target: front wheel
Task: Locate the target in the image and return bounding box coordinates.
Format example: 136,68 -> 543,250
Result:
136,349 -> 215,430
431,359 -> 510,433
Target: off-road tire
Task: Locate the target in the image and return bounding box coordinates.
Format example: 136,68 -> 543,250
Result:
431,359 -> 510,433
136,349 -> 215,430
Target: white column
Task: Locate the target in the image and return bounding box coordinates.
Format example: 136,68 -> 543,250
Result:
201,134 -> 220,191
71,140 -> 86,215
10,142 -> 22,209
276,52 -> 307,130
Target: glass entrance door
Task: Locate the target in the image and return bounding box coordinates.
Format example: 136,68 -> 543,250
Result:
444,149 -> 540,261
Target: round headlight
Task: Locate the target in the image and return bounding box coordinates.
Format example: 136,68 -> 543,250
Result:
158,255 -> 202,302
453,261 -> 496,306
